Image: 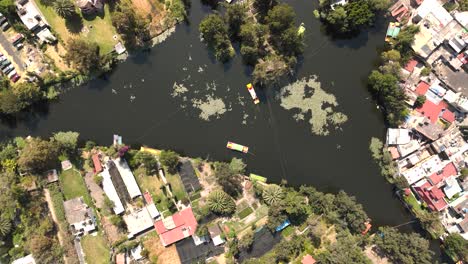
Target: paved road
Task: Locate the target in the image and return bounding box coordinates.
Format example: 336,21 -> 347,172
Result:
0,30 -> 24,72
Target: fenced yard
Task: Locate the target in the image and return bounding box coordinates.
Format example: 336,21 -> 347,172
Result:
81,232 -> 111,264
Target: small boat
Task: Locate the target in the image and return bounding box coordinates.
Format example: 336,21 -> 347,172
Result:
227,141 -> 249,153
385,22 -> 401,42
246,83 -> 260,104
297,22 -> 306,36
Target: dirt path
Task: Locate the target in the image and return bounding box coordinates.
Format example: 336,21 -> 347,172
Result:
44,189 -> 69,264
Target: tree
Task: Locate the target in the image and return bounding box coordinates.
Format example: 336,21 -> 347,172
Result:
262,184 -> 284,206
381,50 -> 401,63
206,190 -> 236,215
225,4 -> 246,39
0,217 -> 11,237
420,66 -> 431,76
0,89 -> 23,114
199,14 -> 234,62
369,137 -> 383,160
63,39 -> 101,74
240,23 -> 267,65
195,224 -> 208,237
18,138 -> 59,172
134,151 -> 158,174
414,95 -> 426,108
317,232 -> 371,264
53,0 -> 75,18
394,25 -> 419,61
11,82 -> 42,108
254,0 -> 277,20
229,157 -> 246,175
238,229 -> 254,250
278,26 -> 304,56
266,4 -> 295,35
112,1 -> 150,49
460,0 -> 468,11
274,235 -> 305,261
443,233 -> 468,262
345,0 -> 374,29
325,6 -> 348,33
374,226 -> 434,264
266,203 -> 287,231
416,210 -> 444,237
159,150 -> 179,173
93,174 -> 103,186
214,162 -> 243,197
370,0 -> 391,10
52,131 -> 79,152
334,191 -> 368,234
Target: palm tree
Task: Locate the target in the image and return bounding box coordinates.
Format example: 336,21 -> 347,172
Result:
207,190 -> 236,215
53,0 -> 76,18
0,218 -> 11,237
262,184 -> 284,206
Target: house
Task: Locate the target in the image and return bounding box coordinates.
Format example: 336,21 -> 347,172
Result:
428,162 -> 457,185
100,167 -> 125,214
45,169 -> 58,183
15,0 -> 56,44
115,253 -> 126,264
123,208 -> 154,238
143,191 -> 160,219
401,155 -> 444,185
130,245 -> 144,261
76,0 -> 103,14
443,177 -> 462,199
208,224 -> 225,246
154,207 -> 198,246
63,197 -> 96,236
113,158 -> 142,199
413,179 -> 448,211
92,154 -> 103,173
302,254 -> 317,264
386,128 -> 411,145
178,159 -> 201,194
12,255 -> 36,264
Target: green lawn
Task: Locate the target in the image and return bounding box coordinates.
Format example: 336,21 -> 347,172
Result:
34,0 -> 118,54
81,233 -> 110,264
281,225 -> 294,237
59,168 -> 92,205
166,172 -> 188,201
403,193 -> 424,215
238,206 -> 253,220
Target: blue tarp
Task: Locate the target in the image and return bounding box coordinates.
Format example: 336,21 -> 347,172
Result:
275,219 -> 290,232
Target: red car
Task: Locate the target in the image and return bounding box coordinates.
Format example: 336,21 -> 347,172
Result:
10,73 -> 20,83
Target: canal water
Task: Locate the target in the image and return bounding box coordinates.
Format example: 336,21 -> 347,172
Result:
0,0 -> 446,258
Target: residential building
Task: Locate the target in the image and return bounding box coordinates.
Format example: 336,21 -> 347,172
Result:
76,0 -> 103,14
101,166 -> 125,214
92,154 -> 103,173
208,224 -> 225,246
154,207 -> 198,246
413,179 -> 448,211
386,128 -> 411,145
63,197 -> 96,236
123,207 -> 155,239
302,254 -> 317,264
113,158 -> 142,199
143,191 -> 160,219
15,0 -> 56,44
178,159 -> 202,194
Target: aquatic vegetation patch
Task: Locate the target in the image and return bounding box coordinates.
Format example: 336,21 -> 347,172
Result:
192,95 -> 227,121
172,82 -> 189,97
279,76 -> 347,135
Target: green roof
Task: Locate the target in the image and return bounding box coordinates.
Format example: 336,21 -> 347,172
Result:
249,173 -> 267,183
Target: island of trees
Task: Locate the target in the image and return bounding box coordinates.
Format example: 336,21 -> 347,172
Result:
199,0 -> 304,86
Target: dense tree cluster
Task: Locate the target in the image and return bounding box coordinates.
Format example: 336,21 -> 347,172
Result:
373,226 -> 434,264
63,39 -> 102,74
111,0 -> 150,49
159,150 -> 179,174
317,231 -> 371,264
207,189 -> 236,215
443,233 -> 468,262
319,0 -> 390,34
18,137 -> 59,173
0,79 -> 45,115
199,14 -> 235,62
214,161 -> 243,197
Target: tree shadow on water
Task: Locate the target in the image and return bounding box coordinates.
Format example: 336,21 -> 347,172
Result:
65,14 -> 84,34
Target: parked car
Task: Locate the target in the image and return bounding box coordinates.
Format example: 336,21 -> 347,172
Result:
10,73 -> 20,83
0,60 -> 11,68
11,34 -> 24,45
7,69 -> 16,78
0,17 -> 6,25
0,56 -> 6,62
1,22 -> 10,31
15,43 -> 23,50
3,65 -> 14,74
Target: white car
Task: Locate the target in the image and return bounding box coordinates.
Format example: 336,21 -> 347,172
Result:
7,69 -> 16,78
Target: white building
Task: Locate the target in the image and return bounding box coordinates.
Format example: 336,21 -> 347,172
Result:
101,168 -> 125,214
113,158 -> 142,199
63,197 -> 96,236
12,255 -> 36,264
386,128 -> 411,145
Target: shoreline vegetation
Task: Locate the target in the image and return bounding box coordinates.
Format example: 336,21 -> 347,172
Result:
0,0 -> 188,116
0,131 -> 437,263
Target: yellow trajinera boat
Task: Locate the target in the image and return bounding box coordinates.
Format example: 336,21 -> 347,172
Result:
246,83 -> 260,104
226,141 -> 249,153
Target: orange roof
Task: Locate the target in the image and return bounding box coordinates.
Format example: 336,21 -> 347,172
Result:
416,100 -> 448,124
405,59 -> 418,72
116,253 -> 126,264
441,110 -> 455,123
415,81 -> 430,96
302,254 -> 316,264
154,207 -> 198,246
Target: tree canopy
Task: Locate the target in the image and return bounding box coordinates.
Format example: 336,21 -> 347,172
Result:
64,39 -> 101,74
159,150 -> 179,173
207,189 -> 236,215
214,162 -> 243,197
443,233 -> 468,262
17,138 -> 59,173
199,14 -> 235,62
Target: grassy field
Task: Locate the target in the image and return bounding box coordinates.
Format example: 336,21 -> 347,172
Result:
166,172 -> 187,201
81,233 -> 110,264
60,168 -> 92,205
34,0 -> 118,54
238,206 -> 253,220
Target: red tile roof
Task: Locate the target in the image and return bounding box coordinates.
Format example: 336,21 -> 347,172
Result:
415,81 -> 430,96
302,254 -> 317,264
414,181 -> 448,211
429,162 -> 457,185
116,253 -> 126,264
92,154 -> 102,173
441,109 -> 455,123
416,100 -> 448,124
405,59 -> 418,72
154,207 -> 198,246
143,191 -> 154,204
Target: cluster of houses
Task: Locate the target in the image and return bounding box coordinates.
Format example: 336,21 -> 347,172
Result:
383,0 -> 468,241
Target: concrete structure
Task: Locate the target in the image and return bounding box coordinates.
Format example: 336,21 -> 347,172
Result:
386,128 -> 411,145
63,197 -> 96,236
113,158 -> 142,199
443,177 -> 462,199
123,208 -> 154,239
12,255 -> 36,264
143,191 -> 160,219
208,224 -> 225,246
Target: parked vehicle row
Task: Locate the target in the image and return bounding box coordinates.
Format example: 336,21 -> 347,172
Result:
0,53 -> 20,82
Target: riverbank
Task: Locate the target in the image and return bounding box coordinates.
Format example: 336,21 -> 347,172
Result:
1,133 -> 438,263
